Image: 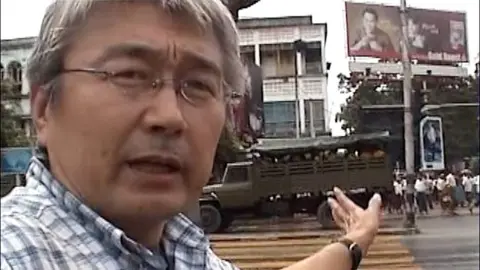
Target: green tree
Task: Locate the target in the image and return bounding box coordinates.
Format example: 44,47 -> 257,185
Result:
336,75 -> 403,134
336,74 -> 479,164
426,77 -> 479,161
1,79 -> 30,148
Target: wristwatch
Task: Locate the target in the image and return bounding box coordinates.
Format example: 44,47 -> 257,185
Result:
331,237 -> 362,270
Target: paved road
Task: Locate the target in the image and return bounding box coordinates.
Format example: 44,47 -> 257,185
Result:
210,232 -> 417,269
402,211 -> 479,270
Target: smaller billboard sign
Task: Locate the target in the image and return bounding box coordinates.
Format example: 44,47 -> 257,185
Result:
1,147 -> 33,175
345,2 -> 469,63
419,116 -> 445,171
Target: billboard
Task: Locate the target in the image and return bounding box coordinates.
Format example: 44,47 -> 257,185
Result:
229,62 -> 264,143
1,147 -> 33,175
345,2 -> 469,63
419,116 -> 445,171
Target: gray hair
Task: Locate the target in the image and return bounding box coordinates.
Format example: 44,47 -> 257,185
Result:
26,0 -> 245,103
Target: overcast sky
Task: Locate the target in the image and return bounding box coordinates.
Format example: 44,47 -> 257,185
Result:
1,0 -> 478,135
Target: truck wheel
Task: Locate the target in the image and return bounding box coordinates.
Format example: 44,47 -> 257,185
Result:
316,201 -> 337,229
200,204 -> 222,234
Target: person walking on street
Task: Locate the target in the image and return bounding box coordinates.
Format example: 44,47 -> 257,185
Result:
414,175 -> 428,215
474,174 -> 480,207
392,179 -> 404,214
436,174 -> 446,203
0,1 -> 383,270
424,174 -> 434,210
462,172 -> 474,214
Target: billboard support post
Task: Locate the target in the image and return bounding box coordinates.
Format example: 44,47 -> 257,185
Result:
400,0 -> 417,228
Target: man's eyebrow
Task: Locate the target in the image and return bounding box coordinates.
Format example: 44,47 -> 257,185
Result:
91,42 -> 222,77
177,49 -> 222,77
90,42 -> 166,67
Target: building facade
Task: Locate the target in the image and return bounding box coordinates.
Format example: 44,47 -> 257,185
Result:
237,16 -> 329,138
1,37 -> 36,139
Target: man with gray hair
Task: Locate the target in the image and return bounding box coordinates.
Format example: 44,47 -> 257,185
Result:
1,1 -> 382,269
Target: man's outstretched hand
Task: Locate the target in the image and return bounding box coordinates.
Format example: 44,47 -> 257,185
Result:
327,187 -> 382,255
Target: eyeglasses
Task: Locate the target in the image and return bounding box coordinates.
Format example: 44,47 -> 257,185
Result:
61,68 -> 225,105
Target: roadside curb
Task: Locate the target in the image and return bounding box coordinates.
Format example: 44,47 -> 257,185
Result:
384,209 -> 479,221
209,227 -> 420,241
379,227 -> 421,235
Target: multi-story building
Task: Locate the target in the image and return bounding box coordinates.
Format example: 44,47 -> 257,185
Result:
1,37 -> 36,139
237,16 -> 329,138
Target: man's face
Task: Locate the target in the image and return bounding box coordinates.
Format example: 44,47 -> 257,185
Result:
407,19 -> 418,36
362,12 -> 377,35
36,2 -> 225,222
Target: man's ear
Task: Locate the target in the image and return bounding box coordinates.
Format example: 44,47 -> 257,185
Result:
30,85 -> 51,146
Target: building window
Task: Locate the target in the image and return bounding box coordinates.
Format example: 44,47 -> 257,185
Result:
264,101 -> 296,137
7,61 -> 22,83
260,43 -> 296,78
304,42 -> 322,75
304,99 -> 325,133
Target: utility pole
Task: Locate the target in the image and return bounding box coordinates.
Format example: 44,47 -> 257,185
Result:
293,39 -> 307,139
399,0 -> 416,227
294,51 -> 301,138
309,100 -> 316,138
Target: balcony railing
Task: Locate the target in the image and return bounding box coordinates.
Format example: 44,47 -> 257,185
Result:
263,75 -> 326,101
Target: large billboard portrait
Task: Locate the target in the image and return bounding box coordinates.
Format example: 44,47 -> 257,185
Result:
345,2 -> 402,59
407,8 -> 468,62
420,116 -> 445,171
345,2 -> 469,63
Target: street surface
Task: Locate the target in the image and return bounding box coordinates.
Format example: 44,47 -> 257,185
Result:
210,231 -> 418,269
402,211 -> 479,270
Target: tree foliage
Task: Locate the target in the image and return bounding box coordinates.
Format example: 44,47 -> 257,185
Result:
1,79 -> 30,148
336,74 -> 479,164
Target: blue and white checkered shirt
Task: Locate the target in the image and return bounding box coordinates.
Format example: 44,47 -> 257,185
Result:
1,157 -> 237,270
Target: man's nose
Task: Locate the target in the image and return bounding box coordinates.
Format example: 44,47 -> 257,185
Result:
141,86 -> 187,136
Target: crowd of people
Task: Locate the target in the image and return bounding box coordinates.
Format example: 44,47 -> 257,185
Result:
388,170 -> 479,216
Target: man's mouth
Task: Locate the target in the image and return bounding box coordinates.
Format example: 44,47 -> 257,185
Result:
127,154 -> 182,175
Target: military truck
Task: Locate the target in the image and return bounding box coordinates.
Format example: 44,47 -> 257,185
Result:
199,131 -> 394,233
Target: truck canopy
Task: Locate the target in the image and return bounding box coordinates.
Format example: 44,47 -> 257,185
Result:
253,131 -> 391,154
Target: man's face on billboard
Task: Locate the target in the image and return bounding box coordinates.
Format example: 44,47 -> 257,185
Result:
363,12 -> 377,35
407,19 -> 419,36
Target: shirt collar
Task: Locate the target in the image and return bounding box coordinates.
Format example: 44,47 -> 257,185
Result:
26,157 -> 209,254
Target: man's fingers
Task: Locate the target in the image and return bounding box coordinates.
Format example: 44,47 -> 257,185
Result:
368,193 -> 382,211
328,197 -> 348,230
333,187 -> 362,213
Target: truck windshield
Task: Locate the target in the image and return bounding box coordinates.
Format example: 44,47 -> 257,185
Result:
223,166 -> 249,183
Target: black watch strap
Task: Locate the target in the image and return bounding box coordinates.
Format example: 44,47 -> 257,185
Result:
332,237 -> 362,270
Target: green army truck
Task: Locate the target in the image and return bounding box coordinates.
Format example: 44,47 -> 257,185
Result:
199,131 -> 394,233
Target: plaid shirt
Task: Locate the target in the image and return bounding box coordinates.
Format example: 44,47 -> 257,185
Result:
1,157 -> 238,270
